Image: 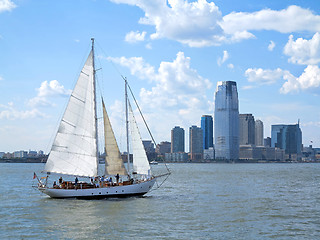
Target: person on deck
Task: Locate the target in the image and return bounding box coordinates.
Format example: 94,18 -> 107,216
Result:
59,177 -> 63,186
115,174 -> 120,185
75,177 -> 78,189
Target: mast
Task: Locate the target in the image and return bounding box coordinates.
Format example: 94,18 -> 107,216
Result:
92,38 -> 99,175
125,78 -> 130,174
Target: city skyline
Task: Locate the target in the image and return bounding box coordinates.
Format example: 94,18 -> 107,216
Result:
0,0 -> 320,152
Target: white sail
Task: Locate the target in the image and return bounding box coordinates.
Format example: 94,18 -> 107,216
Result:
128,101 -> 151,176
103,100 -> 128,176
44,51 -> 98,177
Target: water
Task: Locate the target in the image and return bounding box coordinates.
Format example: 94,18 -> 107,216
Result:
1,163 -> 320,239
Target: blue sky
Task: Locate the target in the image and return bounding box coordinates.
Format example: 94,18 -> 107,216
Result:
0,0 -> 320,153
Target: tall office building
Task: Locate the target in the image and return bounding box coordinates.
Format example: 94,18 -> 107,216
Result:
271,123 -> 302,160
189,125 -> 203,160
171,126 -> 185,153
214,81 -> 239,160
201,115 -> 213,150
239,114 -> 255,145
255,120 -> 264,146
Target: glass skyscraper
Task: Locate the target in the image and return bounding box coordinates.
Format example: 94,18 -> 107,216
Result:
171,126 -> 185,153
201,115 -> 213,150
189,125 -> 203,160
239,114 -> 255,145
214,81 -> 239,160
271,123 -> 302,159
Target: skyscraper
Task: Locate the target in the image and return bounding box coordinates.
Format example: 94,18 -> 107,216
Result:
171,126 -> 185,153
189,125 -> 203,160
255,120 -> 264,146
201,115 -> 213,150
239,114 -> 255,145
214,81 -> 239,160
271,123 -> 302,160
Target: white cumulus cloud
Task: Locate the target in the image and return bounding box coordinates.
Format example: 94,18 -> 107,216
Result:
0,103 -> 46,120
111,1 -> 320,47
125,31 -> 147,43
245,68 -> 292,85
222,5 -> 320,35
28,80 -> 71,108
268,40 -> 275,51
280,65 -> 320,94
284,32 -> 320,65
0,0 -> 16,13
217,50 -> 229,66
245,65 -> 320,94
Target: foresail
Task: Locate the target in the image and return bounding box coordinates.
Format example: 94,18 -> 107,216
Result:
103,100 -> 128,176
128,101 -> 151,176
44,51 -> 98,177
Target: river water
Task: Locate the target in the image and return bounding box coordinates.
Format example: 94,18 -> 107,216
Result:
0,163 -> 319,239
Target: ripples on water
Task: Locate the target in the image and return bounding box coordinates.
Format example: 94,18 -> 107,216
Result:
0,163 -> 320,239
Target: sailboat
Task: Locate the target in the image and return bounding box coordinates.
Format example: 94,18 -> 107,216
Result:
36,39 -> 170,199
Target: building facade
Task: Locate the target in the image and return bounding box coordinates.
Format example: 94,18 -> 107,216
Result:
201,115 -> 213,150
255,120 -> 264,146
214,81 -> 239,160
156,141 -> 171,155
239,114 -> 255,145
271,123 -> 302,160
171,126 -> 185,153
189,125 -> 203,160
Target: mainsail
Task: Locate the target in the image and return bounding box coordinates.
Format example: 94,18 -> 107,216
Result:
103,100 -> 128,176
44,51 -> 98,177
128,101 -> 151,176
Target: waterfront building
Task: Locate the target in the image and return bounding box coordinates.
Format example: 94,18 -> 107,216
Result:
239,114 -> 255,145
203,147 -> 215,160
239,145 -> 285,162
156,141 -> 171,155
271,123 -> 302,160
214,81 -> 239,160
171,126 -> 185,153
264,137 -> 271,147
13,151 -> 27,158
165,152 -> 188,162
255,120 -> 264,146
201,115 -> 213,150
189,125 -> 203,160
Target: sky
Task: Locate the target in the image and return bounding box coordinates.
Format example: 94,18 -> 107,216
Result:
0,0 -> 320,153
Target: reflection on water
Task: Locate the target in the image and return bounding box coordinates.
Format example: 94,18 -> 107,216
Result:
1,163 -> 320,239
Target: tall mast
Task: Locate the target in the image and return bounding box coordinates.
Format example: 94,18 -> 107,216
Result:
125,77 -> 130,174
92,38 -> 99,176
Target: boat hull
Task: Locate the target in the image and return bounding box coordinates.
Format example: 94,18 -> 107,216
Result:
39,178 -> 156,199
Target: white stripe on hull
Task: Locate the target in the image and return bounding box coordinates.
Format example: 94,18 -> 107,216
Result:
39,178 -> 156,199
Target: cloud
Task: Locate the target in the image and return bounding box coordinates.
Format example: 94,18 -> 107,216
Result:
107,56 -> 155,81
284,32 -> 320,65
108,51 -> 212,141
28,80 -> 71,107
222,5 -> 320,35
227,63 -> 234,69
245,68 -> 292,85
217,50 -> 229,66
280,65 -> 320,94
0,75 -> 3,81
111,1 -> 320,47
0,102 -> 46,120
245,65 -> 320,94
111,0 -> 225,47
268,40 -> 275,51
125,31 -> 147,43
0,0 -> 16,13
